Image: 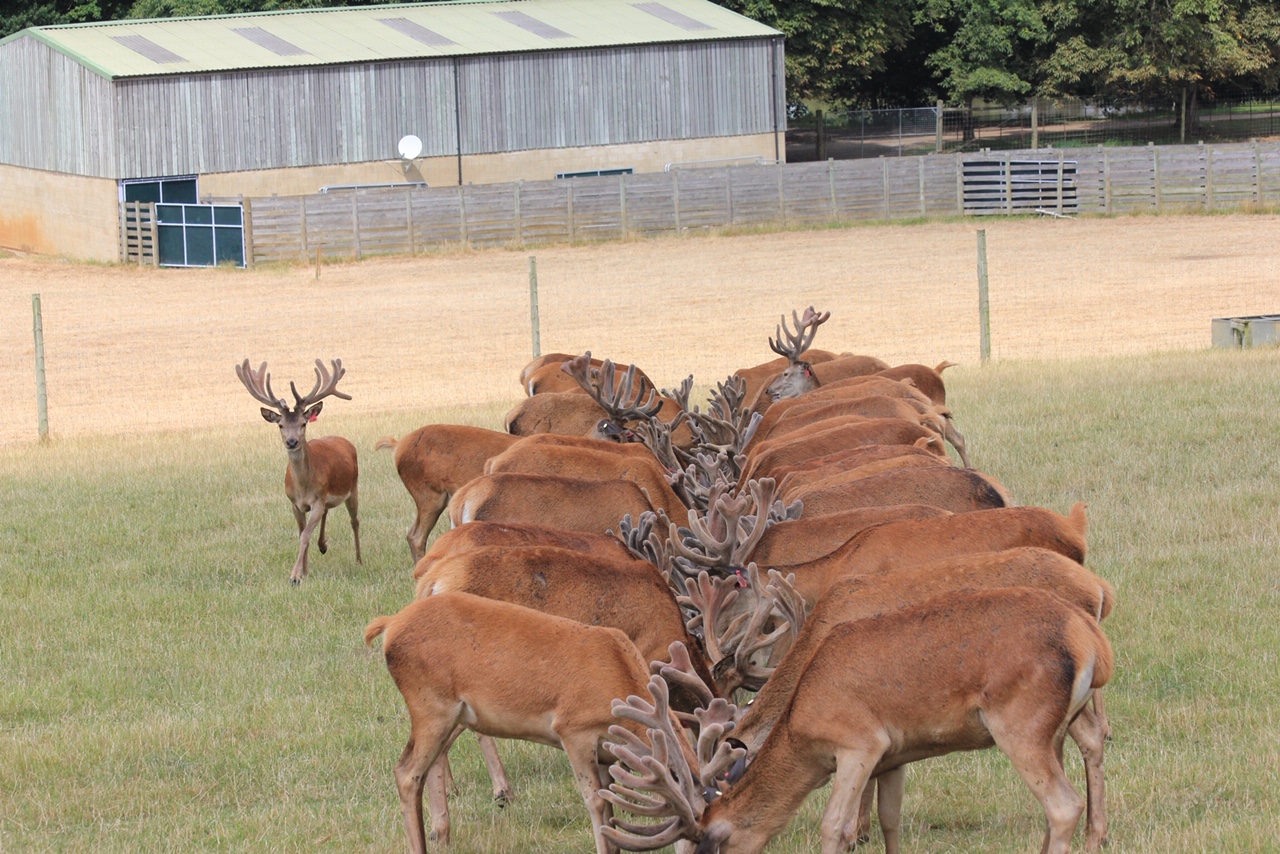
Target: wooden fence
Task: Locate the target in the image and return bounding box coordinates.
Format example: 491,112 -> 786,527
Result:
118,201 -> 158,265
239,140 -> 1280,264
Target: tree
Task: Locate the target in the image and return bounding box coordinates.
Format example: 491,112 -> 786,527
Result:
917,0 -> 1050,107
715,0 -> 917,105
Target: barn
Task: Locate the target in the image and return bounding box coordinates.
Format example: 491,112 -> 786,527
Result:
0,0 -> 784,262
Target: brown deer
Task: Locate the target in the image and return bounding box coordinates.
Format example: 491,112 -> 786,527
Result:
448,472 -> 663,533
739,417 -> 951,483
374,425 -> 519,563
412,521 -> 634,582
727,547 -> 1115,851
603,588 -> 1114,854
756,307 -> 888,406
235,358 -> 360,584
364,592 -> 708,854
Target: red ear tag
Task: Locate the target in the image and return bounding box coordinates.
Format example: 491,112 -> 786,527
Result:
308,412 -> 318,423
803,366 -> 812,377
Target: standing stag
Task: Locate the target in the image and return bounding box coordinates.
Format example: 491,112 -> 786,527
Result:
235,358 -> 360,584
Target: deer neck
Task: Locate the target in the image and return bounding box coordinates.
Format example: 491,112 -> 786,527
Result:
285,440 -> 317,489
704,725 -> 830,850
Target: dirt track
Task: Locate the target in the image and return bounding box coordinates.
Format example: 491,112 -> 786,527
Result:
2,212 -> 1278,444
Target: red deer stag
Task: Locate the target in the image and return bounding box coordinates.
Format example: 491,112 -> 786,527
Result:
603,588 -> 1114,854
727,547 -> 1115,851
235,358 -> 360,584
364,592 -> 710,854
375,425 -> 519,563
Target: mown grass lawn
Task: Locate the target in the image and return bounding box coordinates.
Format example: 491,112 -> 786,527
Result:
3,348 -> 1278,852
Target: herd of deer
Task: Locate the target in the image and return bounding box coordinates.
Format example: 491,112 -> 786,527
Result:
236,306 -> 1116,854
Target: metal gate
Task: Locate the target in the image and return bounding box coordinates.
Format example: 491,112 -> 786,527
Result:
155,202 -> 246,267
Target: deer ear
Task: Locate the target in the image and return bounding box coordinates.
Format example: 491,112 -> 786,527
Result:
260,408 -> 282,424
305,402 -> 323,422
802,365 -> 812,378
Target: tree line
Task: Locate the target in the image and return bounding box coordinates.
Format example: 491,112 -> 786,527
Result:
4,0 -> 1279,115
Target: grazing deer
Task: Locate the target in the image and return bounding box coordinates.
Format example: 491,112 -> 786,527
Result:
364,592 -> 706,854
374,425 -> 519,563
235,358 -> 360,584
603,588 -> 1114,854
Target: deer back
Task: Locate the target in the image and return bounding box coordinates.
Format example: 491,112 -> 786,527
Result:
448,472 -> 658,533
414,521 -> 630,581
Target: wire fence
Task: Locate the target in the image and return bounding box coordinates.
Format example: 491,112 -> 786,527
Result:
787,93 -> 1280,161
6,211 -> 1280,445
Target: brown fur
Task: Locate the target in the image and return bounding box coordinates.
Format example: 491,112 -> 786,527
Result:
485,437 -> 690,524
366,592 -> 697,854
741,417 -> 950,482
689,589 -> 1112,854
771,503 -> 1088,605
747,503 -> 952,568
375,424 -> 518,563
413,521 -> 632,581
784,465 -> 1011,522
448,472 -> 659,534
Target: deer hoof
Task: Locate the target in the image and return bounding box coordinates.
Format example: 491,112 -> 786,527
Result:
494,790 -> 512,807
290,577 -> 301,586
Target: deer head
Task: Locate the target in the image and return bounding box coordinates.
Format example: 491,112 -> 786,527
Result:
763,307 -> 830,401
235,358 -> 351,454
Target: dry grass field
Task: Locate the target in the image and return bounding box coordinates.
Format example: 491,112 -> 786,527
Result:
2,211 -> 1278,445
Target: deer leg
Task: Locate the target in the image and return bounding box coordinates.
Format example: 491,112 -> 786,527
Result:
988,718 -> 1083,854
393,720 -> 457,854
316,507 -> 330,554
1068,701 -> 1108,852
562,735 -> 617,854
841,779 -> 875,849
820,746 -> 879,854
425,754 -> 451,844
874,767 -> 905,854
345,488 -> 362,564
1093,689 -> 1112,740
407,490 -> 449,564
476,734 -> 513,804
292,504 -> 325,584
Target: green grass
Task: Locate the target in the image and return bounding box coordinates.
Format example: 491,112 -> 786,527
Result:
3,350 -> 1279,852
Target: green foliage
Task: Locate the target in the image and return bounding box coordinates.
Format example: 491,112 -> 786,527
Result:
2,350 -> 1280,850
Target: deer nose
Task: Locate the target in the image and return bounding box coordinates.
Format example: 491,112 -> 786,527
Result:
284,437 -> 300,450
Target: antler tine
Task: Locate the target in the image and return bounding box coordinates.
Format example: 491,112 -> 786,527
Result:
613,363 -> 663,421
650,641 -> 717,726
765,568 -> 808,642
662,376 -> 694,412
712,564 -> 790,694
601,667 -> 744,851
767,305 -> 830,364
679,570 -> 742,664
290,358 -> 352,409
235,358 -> 286,410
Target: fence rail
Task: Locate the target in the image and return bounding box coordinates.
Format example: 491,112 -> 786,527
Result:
237,140 -> 1280,264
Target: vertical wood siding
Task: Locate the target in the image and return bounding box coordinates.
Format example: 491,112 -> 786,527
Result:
2,35 -> 778,179
0,37 -> 116,176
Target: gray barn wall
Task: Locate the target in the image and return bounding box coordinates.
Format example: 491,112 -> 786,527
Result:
0,36 -> 116,176
2,36 -> 780,181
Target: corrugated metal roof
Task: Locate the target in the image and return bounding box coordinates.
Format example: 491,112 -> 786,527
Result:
8,0 -> 779,79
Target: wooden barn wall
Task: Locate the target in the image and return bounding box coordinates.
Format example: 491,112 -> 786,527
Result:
456,40 -> 779,154
111,61 -> 458,178
0,36 -> 116,176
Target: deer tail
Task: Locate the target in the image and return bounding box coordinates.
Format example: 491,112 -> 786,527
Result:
373,436 -> 398,452
364,615 -> 393,647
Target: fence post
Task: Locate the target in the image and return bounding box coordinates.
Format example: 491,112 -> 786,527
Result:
918,157 -> 926,216
528,256 -> 541,359
976,230 -> 991,364
514,180 -> 523,247
567,181 -> 576,244
459,188 -> 468,246
1151,143 -> 1161,213
33,293 -> 49,441
619,175 -> 629,239
1031,98 -> 1039,150
242,198 -> 255,268
351,194 -> 362,260
1204,143 -> 1214,211
881,157 -> 889,219
816,109 -> 826,161
299,197 -> 308,262
828,159 -> 838,219
725,168 -> 735,227
673,171 -> 681,234
936,100 -> 944,153
1056,151 -> 1065,215
405,191 -> 415,256
1255,140 -> 1265,205
1102,146 -> 1112,214
777,162 -> 786,224
955,153 -> 965,214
